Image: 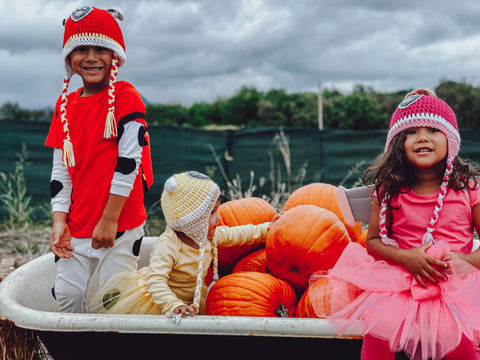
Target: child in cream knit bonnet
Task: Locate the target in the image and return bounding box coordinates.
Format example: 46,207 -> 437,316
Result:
90,171 -> 273,317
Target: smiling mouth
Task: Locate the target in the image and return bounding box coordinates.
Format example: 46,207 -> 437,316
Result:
83,67 -> 102,71
415,148 -> 432,153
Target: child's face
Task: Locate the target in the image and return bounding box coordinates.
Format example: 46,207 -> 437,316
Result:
207,200 -> 221,239
67,46 -> 113,94
404,127 -> 447,169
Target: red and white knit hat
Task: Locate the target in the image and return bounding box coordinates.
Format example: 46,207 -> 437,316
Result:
59,6 -> 126,166
380,89 -> 461,246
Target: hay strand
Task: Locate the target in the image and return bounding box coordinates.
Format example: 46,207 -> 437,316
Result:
0,319 -> 51,360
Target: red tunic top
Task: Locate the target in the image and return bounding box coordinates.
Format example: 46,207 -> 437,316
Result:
45,81 -> 148,237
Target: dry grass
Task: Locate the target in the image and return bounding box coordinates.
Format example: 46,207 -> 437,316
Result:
0,224 -> 53,359
0,320 -> 51,360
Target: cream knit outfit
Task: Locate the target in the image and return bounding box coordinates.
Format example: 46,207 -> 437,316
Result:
90,222 -> 269,315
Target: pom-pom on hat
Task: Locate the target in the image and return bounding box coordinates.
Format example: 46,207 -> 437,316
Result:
59,6 -> 126,167
379,89 -> 461,247
161,171 -> 220,246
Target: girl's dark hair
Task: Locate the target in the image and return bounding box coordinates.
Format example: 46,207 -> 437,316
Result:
363,130 -> 480,206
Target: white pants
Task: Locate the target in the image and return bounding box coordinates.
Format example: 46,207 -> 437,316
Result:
53,225 -> 144,313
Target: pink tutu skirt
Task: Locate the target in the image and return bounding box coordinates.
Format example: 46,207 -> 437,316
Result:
311,241 -> 480,360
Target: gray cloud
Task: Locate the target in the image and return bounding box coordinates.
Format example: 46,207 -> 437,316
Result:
2,0 -> 480,110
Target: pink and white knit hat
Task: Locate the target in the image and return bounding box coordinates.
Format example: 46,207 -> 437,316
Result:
385,89 -> 460,160
59,6 -> 126,167
380,89 -> 461,246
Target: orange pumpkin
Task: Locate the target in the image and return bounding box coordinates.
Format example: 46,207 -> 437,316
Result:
356,228 -> 368,248
218,197 -> 277,227
283,183 -> 363,243
232,248 -> 268,274
206,272 -> 297,317
216,197 -> 277,274
266,204 -> 350,293
296,276 -> 332,318
296,276 -> 362,318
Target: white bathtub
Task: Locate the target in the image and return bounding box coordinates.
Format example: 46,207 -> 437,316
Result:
0,236 -> 363,359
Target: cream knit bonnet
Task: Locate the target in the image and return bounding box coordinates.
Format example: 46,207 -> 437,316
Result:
161,171 -> 220,245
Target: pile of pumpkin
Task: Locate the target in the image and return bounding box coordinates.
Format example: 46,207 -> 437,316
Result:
205,182 -> 368,318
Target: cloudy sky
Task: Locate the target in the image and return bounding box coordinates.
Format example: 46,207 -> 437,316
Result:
2,0 -> 480,110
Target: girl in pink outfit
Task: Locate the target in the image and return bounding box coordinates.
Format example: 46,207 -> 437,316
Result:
315,89 -> 480,360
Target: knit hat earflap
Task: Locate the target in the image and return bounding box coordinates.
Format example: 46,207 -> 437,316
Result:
380,89 -> 461,246
59,6 -> 126,166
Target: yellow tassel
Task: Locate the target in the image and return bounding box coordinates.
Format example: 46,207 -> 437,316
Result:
62,139 -> 75,167
104,110 -> 117,139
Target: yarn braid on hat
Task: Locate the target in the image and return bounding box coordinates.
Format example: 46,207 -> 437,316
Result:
160,171 -> 221,309
379,89 -> 461,247
59,6 -> 126,166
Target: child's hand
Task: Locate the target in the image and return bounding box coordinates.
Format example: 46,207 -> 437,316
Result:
403,242 -> 448,287
92,194 -> 126,249
442,251 -> 466,262
442,251 -> 468,275
174,304 -> 199,317
92,217 -> 117,249
51,213 -> 74,258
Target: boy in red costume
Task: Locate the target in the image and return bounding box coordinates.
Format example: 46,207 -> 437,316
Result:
45,6 -> 153,313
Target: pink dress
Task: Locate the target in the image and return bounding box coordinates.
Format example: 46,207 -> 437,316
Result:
313,186 -> 480,360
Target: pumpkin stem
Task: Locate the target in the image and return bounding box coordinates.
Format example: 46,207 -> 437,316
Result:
275,302 -> 289,317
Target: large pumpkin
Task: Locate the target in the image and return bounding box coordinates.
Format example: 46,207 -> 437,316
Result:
206,272 -> 297,317
232,248 -> 268,274
296,276 -> 362,318
216,197 -> 277,274
266,204 -> 350,293
283,183 -> 363,243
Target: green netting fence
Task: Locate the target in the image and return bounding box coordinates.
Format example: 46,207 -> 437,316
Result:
1,120 -> 480,219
